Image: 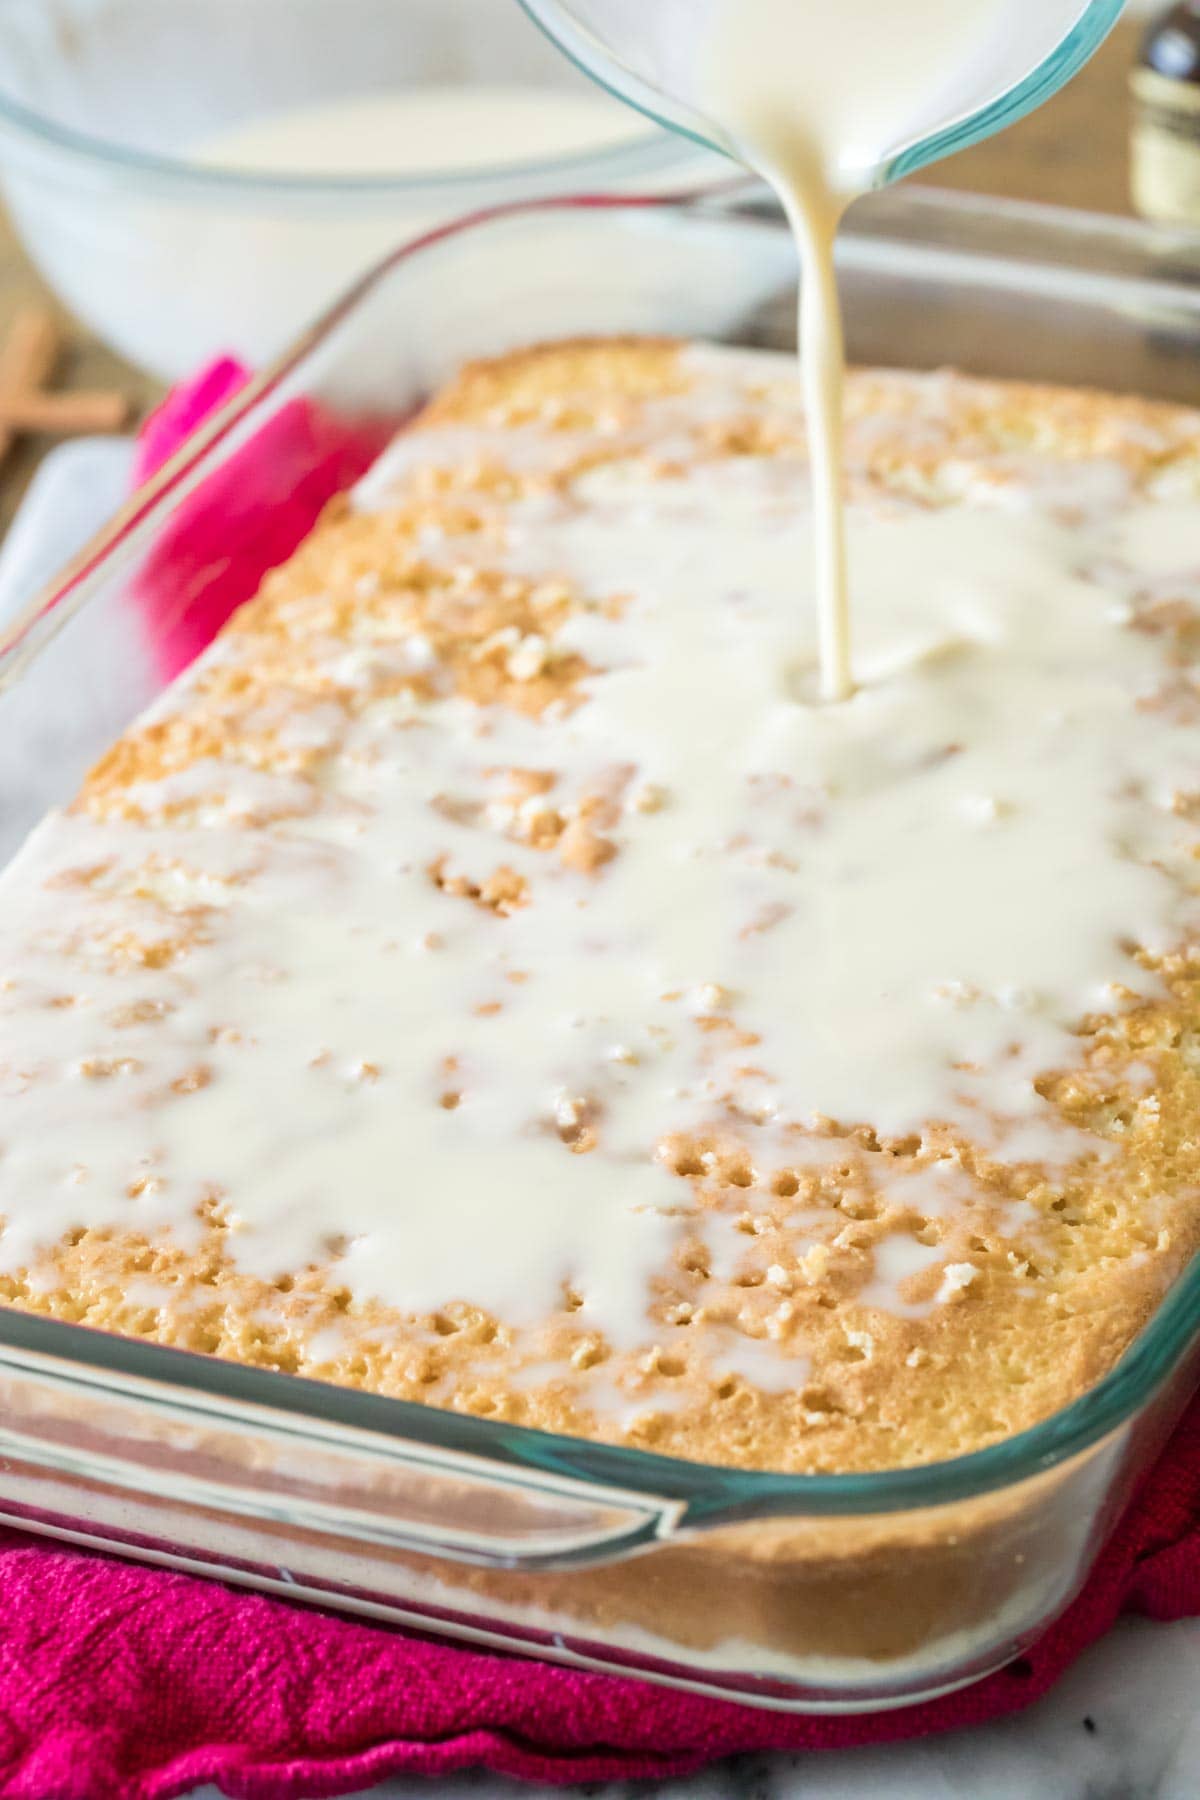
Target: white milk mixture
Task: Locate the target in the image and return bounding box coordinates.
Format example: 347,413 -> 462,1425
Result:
701,0 -> 1013,700
193,86 -> 645,176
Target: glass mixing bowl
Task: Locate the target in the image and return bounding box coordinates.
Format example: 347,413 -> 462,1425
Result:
0,0 -> 718,379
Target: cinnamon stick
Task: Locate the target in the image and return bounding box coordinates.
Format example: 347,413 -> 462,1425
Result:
0,310 -> 60,464
0,389 -> 129,434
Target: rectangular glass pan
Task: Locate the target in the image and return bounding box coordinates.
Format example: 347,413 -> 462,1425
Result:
2,188 -> 1200,1713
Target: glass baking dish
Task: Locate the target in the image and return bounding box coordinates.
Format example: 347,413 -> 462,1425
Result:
3,187 -> 1200,1714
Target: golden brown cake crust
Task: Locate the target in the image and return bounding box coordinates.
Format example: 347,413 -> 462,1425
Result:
1,336 -> 1199,1480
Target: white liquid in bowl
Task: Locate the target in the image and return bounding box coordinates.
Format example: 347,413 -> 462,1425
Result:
192,86 -> 646,176
0,86 -> 686,379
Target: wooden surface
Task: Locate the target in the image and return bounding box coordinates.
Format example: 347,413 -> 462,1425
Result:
0,17 -> 1146,530
930,13 -> 1139,215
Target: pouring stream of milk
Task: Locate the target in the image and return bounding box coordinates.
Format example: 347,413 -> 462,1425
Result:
702,0 -> 1013,703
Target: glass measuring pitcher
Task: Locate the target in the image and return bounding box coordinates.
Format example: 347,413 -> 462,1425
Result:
517,0 -> 1125,191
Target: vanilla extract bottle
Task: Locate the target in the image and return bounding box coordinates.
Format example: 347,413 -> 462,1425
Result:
1132,2 -> 1200,223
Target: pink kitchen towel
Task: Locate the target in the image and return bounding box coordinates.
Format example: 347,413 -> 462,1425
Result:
0,360 -> 1195,1800
1,1387 -> 1199,1800
129,357 -> 390,678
